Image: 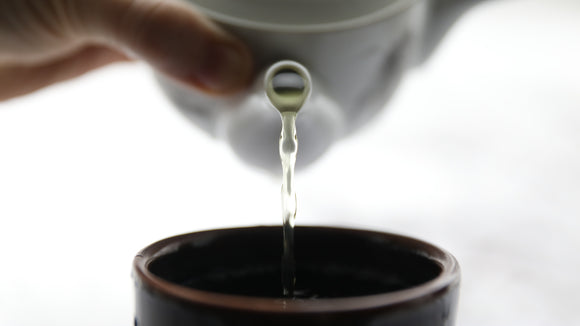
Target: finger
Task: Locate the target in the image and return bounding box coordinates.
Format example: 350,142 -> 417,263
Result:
75,0 -> 253,94
0,45 -> 130,101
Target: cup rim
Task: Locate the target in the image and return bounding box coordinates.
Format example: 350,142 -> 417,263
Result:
134,225 -> 460,314
188,0 -> 416,33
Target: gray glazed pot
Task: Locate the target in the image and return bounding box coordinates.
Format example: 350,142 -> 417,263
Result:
158,0 -> 486,172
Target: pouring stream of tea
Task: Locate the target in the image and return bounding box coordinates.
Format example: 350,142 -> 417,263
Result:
266,62 -> 311,297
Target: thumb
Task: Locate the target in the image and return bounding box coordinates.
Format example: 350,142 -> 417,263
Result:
80,0 -> 253,94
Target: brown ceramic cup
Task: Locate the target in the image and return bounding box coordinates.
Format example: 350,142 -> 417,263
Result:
133,226 -> 460,326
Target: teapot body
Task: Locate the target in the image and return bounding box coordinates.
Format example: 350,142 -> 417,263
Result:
157,0 -> 474,172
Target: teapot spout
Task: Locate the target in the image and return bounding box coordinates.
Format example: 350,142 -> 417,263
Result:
418,0 -> 488,63
223,61 -> 343,173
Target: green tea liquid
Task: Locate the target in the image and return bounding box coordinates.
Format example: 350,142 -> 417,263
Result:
279,112 -> 298,297
266,63 -> 310,297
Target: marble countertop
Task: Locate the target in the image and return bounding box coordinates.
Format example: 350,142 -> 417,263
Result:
1,0 -> 578,325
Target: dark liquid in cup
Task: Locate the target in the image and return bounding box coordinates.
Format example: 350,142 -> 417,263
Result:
176,261 -> 425,298
148,227 -> 441,299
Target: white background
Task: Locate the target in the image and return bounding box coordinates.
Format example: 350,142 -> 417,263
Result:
1,0 -> 579,325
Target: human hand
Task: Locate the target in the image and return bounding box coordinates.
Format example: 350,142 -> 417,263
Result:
0,0 -> 253,101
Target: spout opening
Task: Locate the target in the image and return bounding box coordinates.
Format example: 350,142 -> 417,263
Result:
265,61 -> 312,114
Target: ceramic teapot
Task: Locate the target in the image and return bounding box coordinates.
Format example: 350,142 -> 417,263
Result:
157,0 -> 485,172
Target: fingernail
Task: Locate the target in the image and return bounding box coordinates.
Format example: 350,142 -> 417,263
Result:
196,42 -> 252,93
